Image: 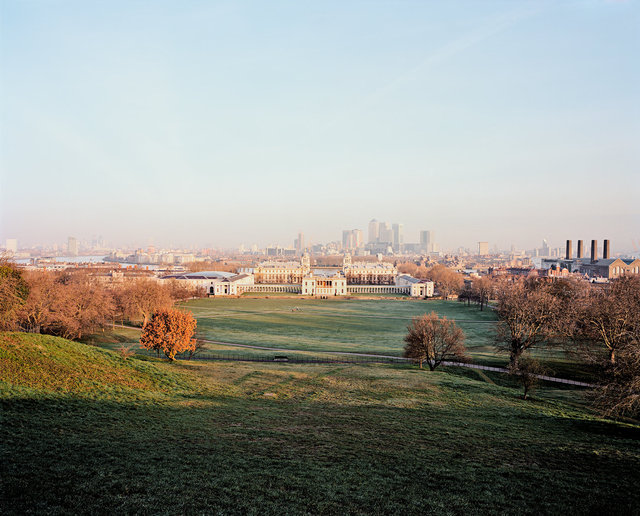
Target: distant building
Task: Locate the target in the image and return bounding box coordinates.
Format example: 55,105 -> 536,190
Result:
580,258 -> 640,280
302,272 -> 347,297
254,254 -> 311,283
161,271 -> 254,296
378,222 -> 393,244
294,232 -> 304,255
342,253 -> 397,285
342,229 -> 363,250
396,275 -> 434,297
478,241 -> 489,256
67,237 -> 78,256
5,238 -> 17,255
368,219 -> 379,243
392,223 -> 404,252
420,231 -> 432,251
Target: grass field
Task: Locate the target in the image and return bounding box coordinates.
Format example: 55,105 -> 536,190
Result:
183,298 -> 498,356
2,332 -> 639,515
174,298 -> 595,382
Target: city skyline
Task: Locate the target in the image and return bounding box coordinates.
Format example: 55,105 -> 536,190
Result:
5,226 -> 638,258
1,1 -> 639,252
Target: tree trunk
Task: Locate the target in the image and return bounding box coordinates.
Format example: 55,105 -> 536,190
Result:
610,348 -> 616,364
510,349 -> 520,369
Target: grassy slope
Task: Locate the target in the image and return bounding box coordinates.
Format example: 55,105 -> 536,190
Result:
2,332 -> 640,515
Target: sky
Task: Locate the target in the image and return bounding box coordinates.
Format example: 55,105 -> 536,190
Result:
1,0 -> 639,252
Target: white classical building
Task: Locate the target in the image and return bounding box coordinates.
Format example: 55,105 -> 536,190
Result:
342,253 -> 398,285
396,275 -> 435,298
160,271 -> 254,296
253,254 -> 311,283
301,273 -> 347,297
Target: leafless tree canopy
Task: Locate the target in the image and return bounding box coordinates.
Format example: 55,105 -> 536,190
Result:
403,312 -> 467,370
576,276 -> 640,365
495,279 -> 559,367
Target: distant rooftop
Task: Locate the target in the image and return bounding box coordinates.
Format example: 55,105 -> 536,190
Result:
161,271 -> 236,280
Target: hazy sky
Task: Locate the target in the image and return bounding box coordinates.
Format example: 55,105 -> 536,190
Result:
1,0 -> 639,252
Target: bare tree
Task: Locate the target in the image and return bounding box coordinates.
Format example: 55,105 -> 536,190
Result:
495,279 -> 559,367
578,276 -> 640,365
509,356 -> 546,400
403,312 -> 467,370
593,340 -> 640,418
471,276 -> 495,311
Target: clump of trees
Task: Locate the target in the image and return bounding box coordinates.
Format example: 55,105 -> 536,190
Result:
423,265 -> 464,299
1,264 -> 204,341
494,275 -> 640,416
140,309 -> 197,361
0,258 -> 30,330
404,312 -> 467,370
113,280 -> 173,326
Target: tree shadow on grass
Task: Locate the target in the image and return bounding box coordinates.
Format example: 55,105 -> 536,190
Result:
2,393 -> 639,515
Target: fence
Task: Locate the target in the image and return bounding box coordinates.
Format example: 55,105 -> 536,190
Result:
137,349 -> 593,387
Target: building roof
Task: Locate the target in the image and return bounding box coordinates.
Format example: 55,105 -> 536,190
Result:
161,270 -> 236,280
397,274 -> 421,284
228,274 -> 251,282
256,261 -> 302,268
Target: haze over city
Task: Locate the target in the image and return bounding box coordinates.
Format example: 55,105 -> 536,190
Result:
1,1 -> 639,251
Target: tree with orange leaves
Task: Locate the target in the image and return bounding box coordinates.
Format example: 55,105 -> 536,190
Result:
140,309 -> 197,361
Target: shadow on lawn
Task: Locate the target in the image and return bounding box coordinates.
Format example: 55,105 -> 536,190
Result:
2,392 -> 639,515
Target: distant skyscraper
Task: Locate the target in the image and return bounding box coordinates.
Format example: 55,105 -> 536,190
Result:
478,241 -> 489,256
342,229 -> 363,250
392,223 -> 404,251
353,229 -> 363,249
68,237 -> 78,256
294,232 -> 304,255
5,238 -> 17,255
378,222 -> 393,244
541,239 -> 550,257
368,219 -> 379,243
419,230 -> 432,250
342,230 -> 352,250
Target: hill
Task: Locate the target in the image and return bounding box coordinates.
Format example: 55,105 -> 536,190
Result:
2,332 -> 639,515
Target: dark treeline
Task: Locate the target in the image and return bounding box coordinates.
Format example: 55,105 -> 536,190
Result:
0,259 -> 204,340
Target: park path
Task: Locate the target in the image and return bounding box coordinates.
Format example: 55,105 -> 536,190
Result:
195,336 -> 594,388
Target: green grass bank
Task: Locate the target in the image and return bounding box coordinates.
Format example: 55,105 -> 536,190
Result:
2,332 -> 639,514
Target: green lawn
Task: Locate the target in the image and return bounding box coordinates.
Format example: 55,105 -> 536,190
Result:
183,298 -> 498,355
2,332 -> 639,515
177,298 -> 596,381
